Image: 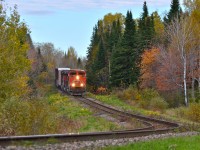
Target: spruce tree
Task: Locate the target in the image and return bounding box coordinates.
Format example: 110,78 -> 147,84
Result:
111,11 -> 136,87
86,25 -> 99,89
135,1 -> 155,87
138,1 -> 155,50
94,38 -> 106,71
142,1 -> 148,19
164,0 -> 182,23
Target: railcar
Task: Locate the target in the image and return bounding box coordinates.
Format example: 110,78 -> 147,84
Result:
55,68 -> 86,95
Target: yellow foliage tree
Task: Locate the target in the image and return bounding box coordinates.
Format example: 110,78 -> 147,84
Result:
153,11 -> 164,36
0,4 -> 30,100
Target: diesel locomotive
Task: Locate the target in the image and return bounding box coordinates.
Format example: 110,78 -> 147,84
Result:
55,68 -> 86,95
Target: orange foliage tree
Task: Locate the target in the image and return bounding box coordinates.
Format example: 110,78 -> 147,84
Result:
140,48 -> 160,89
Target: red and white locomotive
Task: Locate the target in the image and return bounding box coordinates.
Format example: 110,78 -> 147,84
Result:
55,68 -> 86,95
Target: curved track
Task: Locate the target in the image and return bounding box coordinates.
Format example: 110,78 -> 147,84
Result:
0,95 -> 179,145
76,96 -> 179,130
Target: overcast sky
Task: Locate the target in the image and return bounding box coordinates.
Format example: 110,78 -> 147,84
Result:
4,0 -> 184,57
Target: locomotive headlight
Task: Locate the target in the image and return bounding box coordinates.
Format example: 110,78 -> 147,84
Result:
80,83 -> 84,87
72,83 -> 75,87
76,75 -> 80,80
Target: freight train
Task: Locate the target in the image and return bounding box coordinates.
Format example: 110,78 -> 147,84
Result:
55,68 -> 86,95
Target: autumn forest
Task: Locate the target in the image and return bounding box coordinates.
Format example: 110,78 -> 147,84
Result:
0,0 -> 200,137
86,0 -> 200,107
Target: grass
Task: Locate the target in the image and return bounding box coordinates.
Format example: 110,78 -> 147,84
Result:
104,135 -> 200,150
87,93 -> 160,116
79,116 -> 120,132
0,91 -> 124,136
48,93 -> 123,133
87,93 -> 200,132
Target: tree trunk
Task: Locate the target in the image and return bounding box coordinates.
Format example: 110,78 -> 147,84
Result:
183,56 -> 188,106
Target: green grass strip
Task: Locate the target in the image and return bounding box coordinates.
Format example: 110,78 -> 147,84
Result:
104,135 -> 200,150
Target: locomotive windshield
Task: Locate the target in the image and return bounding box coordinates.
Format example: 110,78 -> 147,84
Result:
78,71 -> 85,77
69,71 -> 76,76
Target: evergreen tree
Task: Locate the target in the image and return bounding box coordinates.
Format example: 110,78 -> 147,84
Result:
85,25 -> 100,90
138,1 -> 155,50
164,0 -> 182,23
86,13 -> 124,90
111,11 -> 136,87
134,1 -> 156,87
142,1 -> 148,19
111,44 -> 127,87
77,57 -> 83,69
94,38 -> 106,71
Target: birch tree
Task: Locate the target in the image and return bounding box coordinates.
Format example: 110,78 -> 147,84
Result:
165,17 -> 195,106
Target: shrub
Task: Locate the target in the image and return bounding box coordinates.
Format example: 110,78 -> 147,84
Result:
140,89 -> 159,101
0,97 -> 59,136
138,100 -> 148,109
149,97 -> 168,113
187,103 -> 200,123
173,106 -> 188,118
114,86 -> 141,101
138,89 -> 162,110
96,87 -> 107,95
160,91 -> 184,107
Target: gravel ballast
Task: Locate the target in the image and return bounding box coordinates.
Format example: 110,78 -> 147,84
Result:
0,132 -> 199,150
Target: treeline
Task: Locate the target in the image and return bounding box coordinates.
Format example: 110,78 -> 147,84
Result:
86,0 -> 200,106
28,43 -> 86,97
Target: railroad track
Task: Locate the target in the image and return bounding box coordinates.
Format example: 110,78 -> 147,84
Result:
76,96 -> 179,130
0,95 -> 179,146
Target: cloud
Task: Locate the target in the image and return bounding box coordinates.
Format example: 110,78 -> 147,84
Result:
5,0 -> 177,15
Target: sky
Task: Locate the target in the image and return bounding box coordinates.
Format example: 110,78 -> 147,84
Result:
4,0 -> 184,57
